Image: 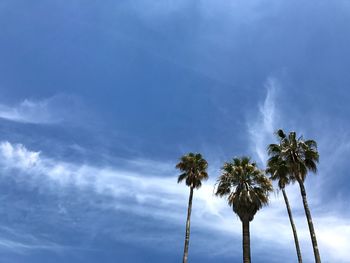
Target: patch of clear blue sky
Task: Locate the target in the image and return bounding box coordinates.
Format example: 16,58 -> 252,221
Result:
0,0 -> 350,262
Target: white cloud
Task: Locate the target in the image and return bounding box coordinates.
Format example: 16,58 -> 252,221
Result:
0,141 -> 40,169
0,95 -> 82,124
0,99 -> 54,124
247,77 -> 280,166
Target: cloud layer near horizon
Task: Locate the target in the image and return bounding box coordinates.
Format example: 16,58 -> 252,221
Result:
0,138 -> 349,262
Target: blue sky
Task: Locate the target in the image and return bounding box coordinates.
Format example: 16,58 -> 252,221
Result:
0,0 -> 350,262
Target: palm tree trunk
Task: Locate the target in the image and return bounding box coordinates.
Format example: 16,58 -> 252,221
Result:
282,188 -> 302,263
182,186 -> 194,263
242,219 -> 251,263
297,180 -> 321,263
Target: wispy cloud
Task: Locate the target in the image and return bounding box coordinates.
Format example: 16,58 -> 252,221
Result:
247,77 -> 280,166
0,226 -> 66,254
0,140 -> 349,261
0,95 -> 82,125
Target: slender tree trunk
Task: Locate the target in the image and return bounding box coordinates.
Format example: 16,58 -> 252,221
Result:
282,188 -> 303,263
242,220 -> 251,263
182,186 -> 194,263
298,180 -> 321,263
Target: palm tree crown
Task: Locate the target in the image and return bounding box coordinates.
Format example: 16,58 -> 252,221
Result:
267,129 -> 319,183
215,157 -> 272,222
176,152 -> 208,188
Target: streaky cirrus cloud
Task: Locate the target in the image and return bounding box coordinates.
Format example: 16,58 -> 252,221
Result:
0,225 -> 93,255
247,77 -> 280,166
0,95 -> 83,125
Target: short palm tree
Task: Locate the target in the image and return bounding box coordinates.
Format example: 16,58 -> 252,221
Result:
266,155 -> 302,263
215,157 -> 273,263
268,129 -> 321,263
176,152 -> 208,263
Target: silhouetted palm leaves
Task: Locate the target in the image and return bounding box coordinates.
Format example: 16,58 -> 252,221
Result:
176,153 -> 208,263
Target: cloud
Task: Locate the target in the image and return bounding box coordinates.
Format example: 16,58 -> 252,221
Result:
0,226 -> 66,254
0,141 -> 40,169
247,77 -> 280,166
0,238 -> 62,253
0,95 -> 82,124
0,141 -> 349,262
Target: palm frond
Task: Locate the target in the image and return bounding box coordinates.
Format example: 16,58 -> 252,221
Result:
276,129 -> 286,139
176,152 -> 209,188
267,130 -> 319,185
267,144 -> 281,156
177,173 -> 187,183
215,156 -> 273,222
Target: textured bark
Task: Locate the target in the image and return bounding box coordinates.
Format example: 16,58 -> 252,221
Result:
282,188 -> 303,263
242,220 -> 251,263
182,186 -> 194,263
298,180 -> 321,263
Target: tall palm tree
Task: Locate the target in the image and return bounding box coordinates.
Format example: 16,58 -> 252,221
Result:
176,152 -> 208,263
268,129 -> 321,263
266,156 -> 302,263
215,157 -> 273,263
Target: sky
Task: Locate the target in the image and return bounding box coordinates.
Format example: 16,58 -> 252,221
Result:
0,0 -> 350,262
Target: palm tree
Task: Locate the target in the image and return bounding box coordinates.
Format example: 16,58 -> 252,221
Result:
176,152 -> 208,263
215,157 -> 273,263
268,129 -> 321,263
266,155 -> 302,263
